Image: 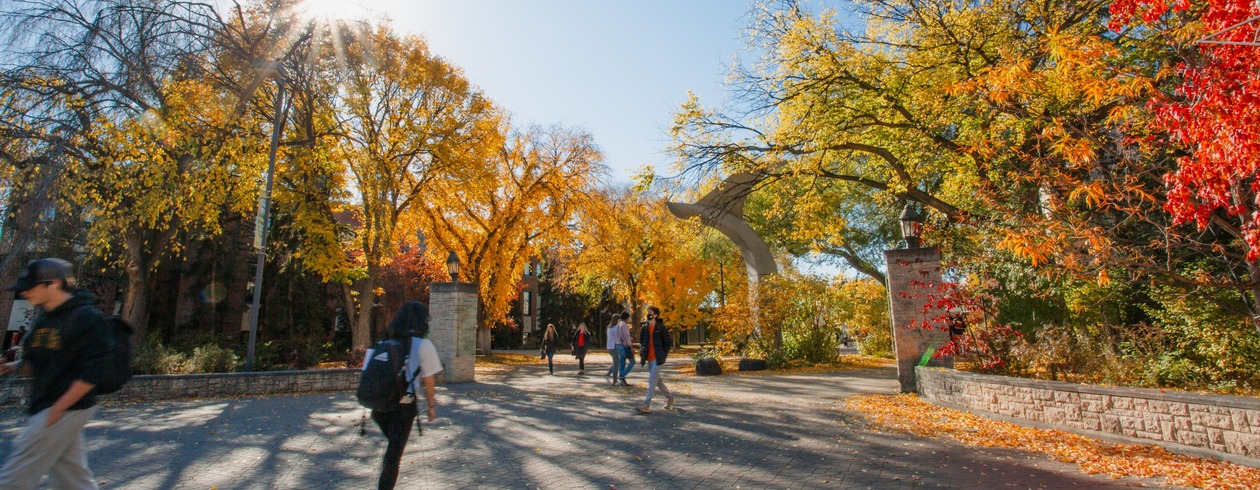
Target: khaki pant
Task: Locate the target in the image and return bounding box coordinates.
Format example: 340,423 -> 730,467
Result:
644,361 -> 671,406
0,406 -> 99,490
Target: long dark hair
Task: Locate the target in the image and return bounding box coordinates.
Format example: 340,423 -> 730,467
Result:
388,301 -> 430,340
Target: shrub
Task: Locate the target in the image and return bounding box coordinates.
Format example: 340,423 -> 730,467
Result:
854,326 -> 893,358
134,338 -> 190,375
249,340 -> 285,371
346,346 -> 367,368
938,323 -> 1028,375
188,343 -> 239,373
692,346 -> 719,362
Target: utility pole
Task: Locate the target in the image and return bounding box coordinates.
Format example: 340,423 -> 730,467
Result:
246,66 -> 289,372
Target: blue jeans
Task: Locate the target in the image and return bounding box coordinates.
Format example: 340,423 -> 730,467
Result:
605,349 -> 619,376
618,345 -> 634,378
545,351 -> 555,373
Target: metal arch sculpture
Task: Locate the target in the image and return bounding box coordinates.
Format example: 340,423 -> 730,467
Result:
665,172 -> 778,281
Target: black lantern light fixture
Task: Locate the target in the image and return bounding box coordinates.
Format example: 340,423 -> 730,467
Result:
899,203 -> 925,249
446,250 -> 461,282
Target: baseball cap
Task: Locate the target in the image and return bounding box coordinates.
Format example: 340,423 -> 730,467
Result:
7,258 -> 73,293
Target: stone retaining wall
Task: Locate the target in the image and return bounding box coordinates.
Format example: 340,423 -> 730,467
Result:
0,369 -> 360,405
917,367 -> 1260,461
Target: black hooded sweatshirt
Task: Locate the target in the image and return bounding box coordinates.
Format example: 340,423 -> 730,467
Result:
21,290 -> 112,415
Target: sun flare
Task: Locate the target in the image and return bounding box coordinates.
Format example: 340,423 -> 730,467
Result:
297,0 -> 395,23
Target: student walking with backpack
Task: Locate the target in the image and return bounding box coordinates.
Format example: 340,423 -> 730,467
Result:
541,324 -> 559,374
0,258 -> 114,489
571,322 -> 592,375
359,301 -> 443,490
636,306 -> 674,414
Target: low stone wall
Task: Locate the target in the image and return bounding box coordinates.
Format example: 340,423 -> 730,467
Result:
0,369 -> 360,405
917,367 -> 1260,462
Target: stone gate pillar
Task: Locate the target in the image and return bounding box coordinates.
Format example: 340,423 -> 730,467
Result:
430,282 -> 477,383
884,247 -> 953,392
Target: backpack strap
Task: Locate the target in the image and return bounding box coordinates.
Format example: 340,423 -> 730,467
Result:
404,340 -> 424,400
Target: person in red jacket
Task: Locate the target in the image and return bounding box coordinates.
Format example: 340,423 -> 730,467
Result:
571,322 -> 593,375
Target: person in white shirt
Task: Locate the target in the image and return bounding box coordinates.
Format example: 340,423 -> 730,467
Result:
604,317 -> 619,381
363,301 -> 443,490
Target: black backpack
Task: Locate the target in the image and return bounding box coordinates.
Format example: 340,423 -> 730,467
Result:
76,307 -> 133,396
357,339 -> 417,412
96,317 -> 134,394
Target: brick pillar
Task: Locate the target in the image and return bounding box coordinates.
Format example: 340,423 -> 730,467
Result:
884,247 -> 953,393
430,282 -> 477,383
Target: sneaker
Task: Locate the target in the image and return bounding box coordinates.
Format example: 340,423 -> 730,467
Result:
665,396 -> 675,409
618,378 -> 628,386
635,405 -> 650,414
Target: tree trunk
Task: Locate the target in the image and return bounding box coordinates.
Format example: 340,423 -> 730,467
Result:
475,288 -> 493,355
476,325 -> 492,357
1248,261 -> 1260,339
351,276 -> 375,350
122,256 -> 149,346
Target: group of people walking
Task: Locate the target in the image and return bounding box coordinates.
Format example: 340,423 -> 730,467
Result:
0,256 -> 675,489
540,305 -> 675,414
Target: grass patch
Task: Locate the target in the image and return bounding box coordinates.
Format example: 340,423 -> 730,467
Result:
476,353 -> 545,365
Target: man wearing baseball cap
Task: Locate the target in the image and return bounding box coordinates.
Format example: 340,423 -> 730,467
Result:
0,258 -> 112,489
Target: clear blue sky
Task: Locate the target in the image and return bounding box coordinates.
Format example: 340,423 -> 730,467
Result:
376,0 -> 756,183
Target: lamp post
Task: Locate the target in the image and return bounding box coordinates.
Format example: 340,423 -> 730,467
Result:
446,251 -> 460,283
885,201 -> 951,392
431,251 -> 476,381
899,203 -> 925,249
245,62 -> 289,372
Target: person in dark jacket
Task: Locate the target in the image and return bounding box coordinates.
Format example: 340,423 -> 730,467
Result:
0,258 -> 112,489
635,305 -> 674,414
541,324 -> 559,374
571,322 -> 593,375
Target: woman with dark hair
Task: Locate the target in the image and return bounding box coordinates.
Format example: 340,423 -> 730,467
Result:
365,301 -> 443,489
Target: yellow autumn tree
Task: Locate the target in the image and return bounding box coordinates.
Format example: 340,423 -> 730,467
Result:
561,189 -> 708,331
418,124 -> 603,355
330,24 -> 501,349
639,221 -> 715,332
0,0 -> 271,343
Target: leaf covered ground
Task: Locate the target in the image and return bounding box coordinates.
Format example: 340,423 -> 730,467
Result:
845,394 -> 1260,489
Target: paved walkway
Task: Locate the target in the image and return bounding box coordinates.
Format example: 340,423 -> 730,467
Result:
0,353 -> 1176,488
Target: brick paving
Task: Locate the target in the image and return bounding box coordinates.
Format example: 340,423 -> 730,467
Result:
0,352 -> 1178,488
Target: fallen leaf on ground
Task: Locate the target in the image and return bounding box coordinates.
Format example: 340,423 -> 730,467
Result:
845,393 -> 1259,490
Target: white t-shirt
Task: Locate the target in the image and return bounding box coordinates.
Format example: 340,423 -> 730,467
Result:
361,337 -> 444,399
606,325 -> 618,349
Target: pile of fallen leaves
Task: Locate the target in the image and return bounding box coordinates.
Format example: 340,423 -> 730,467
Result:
846,393 -> 1260,489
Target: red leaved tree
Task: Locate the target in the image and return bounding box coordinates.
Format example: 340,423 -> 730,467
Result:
378,248 -> 450,320
1112,0 -> 1260,334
